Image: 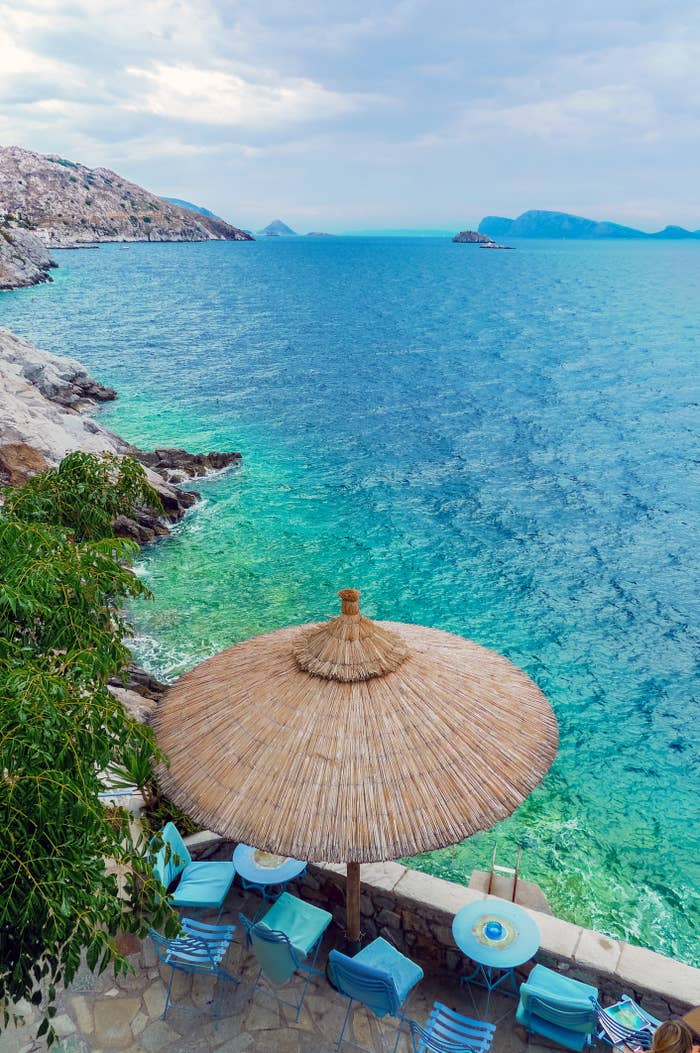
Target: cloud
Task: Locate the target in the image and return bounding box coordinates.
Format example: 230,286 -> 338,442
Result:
460,84 -> 660,142
420,34 -> 700,148
1,0 -> 700,227
126,63 -> 368,128
0,22 -> 80,86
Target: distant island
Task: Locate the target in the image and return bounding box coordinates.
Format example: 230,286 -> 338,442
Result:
259,219 -> 297,236
259,220 -> 336,237
478,210 -> 700,240
452,230 -> 494,244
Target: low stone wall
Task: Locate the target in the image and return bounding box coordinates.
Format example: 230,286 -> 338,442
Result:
287,861 -> 699,1019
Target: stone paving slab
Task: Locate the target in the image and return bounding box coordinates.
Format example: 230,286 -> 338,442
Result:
6,885 -> 527,1053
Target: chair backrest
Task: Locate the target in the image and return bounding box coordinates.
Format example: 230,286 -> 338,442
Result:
409,1020 -> 475,1053
240,916 -> 300,985
151,822 -> 191,890
327,949 -> 401,1018
410,1003 -> 496,1053
595,998 -> 658,1049
520,983 -> 596,1035
148,928 -> 218,973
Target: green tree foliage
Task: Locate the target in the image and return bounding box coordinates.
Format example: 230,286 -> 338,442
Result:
0,453 -> 177,1043
4,451 -> 160,544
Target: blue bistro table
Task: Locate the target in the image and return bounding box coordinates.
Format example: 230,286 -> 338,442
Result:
232,844 -> 307,908
452,899 -> 540,1016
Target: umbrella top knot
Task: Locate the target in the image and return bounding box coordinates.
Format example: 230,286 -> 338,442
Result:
292,588 -> 410,682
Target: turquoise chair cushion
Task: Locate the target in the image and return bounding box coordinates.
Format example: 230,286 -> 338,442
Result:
528,964 -> 598,1003
171,861 -> 236,909
354,937 -> 424,1006
515,1002 -> 592,1052
249,923 -> 300,984
152,822 -> 192,889
261,893 -> 332,956
516,964 -> 598,1051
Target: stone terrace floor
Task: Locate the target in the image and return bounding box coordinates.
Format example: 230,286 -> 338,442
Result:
5,884 -> 535,1053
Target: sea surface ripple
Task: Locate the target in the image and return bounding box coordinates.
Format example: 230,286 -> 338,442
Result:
2,236 -> 698,964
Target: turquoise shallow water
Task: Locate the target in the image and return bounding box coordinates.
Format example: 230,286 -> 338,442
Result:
2,237 -> 699,965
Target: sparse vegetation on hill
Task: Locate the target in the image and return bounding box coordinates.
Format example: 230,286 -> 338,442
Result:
0,145 -> 253,247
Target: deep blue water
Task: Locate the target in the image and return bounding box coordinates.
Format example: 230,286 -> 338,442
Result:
2,237 -> 698,965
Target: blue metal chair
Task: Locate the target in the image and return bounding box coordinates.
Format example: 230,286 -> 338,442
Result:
239,891 -> 332,1022
515,964 -> 598,1051
595,996 -> 661,1049
150,822 -> 236,916
149,917 -> 239,1021
327,937 -> 424,1053
410,1002 -> 496,1053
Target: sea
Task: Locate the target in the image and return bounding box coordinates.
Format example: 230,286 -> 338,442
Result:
2,236 -> 698,966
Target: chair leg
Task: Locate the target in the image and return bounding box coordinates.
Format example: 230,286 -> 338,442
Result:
390,1015 -> 406,1053
337,998 -> 354,1051
296,972 -> 312,1023
213,976 -> 222,1028
308,936 -> 323,971
163,967 -> 175,1020
371,1016 -> 390,1053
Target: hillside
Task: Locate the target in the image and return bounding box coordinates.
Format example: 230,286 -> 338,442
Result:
479,210 -> 700,239
160,196 -> 220,219
0,146 -> 252,246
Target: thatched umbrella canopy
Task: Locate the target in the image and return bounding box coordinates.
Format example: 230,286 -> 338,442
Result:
153,589 -> 557,943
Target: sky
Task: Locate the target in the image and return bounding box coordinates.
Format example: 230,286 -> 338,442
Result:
1,0 -> 699,232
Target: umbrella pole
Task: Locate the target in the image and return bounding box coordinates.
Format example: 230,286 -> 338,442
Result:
346,861 -> 362,953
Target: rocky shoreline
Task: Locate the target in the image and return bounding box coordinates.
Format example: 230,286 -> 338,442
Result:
0,145 -> 253,289
0,326 -> 241,530
0,325 -> 241,710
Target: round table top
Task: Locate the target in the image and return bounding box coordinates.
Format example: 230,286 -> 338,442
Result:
452,899 -> 540,969
232,843 -> 307,886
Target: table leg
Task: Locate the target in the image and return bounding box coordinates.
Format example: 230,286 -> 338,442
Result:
460,963 -> 520,1020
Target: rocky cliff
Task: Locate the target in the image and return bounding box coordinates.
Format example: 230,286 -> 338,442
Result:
0,327 -> 241,542
0,221 -> 56,289
0,146 -> 253,247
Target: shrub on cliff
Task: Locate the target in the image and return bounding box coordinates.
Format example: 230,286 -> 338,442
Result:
0,452 -> 177,1044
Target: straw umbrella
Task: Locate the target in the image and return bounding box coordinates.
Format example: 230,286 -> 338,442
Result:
153,589 -> 557,945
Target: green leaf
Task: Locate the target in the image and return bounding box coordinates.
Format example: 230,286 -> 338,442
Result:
0,452 -> 177,1044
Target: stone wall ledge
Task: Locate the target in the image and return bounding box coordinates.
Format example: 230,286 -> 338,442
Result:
306,861 -> 699,1015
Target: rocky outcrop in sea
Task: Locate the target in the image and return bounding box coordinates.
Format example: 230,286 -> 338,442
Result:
452,230 -> 494,244
0,145 -> 253,250
0,326 -> 241,543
